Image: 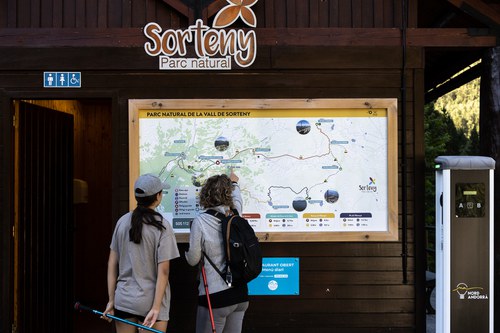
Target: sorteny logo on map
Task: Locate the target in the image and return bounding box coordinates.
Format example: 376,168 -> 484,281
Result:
359,177 -> 378,193
143,0 -> 258,70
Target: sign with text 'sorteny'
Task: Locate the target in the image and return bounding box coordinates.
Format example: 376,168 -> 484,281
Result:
143,0 -> 258,70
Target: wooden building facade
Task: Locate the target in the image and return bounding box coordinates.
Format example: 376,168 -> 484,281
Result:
0,1 -> 498,333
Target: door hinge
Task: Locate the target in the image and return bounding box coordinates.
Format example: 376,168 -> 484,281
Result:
12,323 -> 18,333
12,114 -> 16,127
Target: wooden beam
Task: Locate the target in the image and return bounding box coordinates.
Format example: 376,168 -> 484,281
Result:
161,0 -> 190,18
0,46 -> 423,71
424,49 -> 482,90
161,0 -> 225,20
0,27 -> 496,48
407,28 -> 496,47
206,0 -> 227,19
258,28 -> 497,47
161,0 -> 195,23
425,62 -> 482,103
447,0 -> 500,27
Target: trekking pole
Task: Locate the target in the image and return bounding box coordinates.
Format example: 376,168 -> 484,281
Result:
201,263 -> 217,333
74,302 -> 164,333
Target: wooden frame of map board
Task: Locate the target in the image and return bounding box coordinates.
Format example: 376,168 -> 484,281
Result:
129,99 -> 398,242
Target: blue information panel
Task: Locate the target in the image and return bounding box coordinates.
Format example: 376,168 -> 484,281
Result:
43,72 -> 81,88
248,257 -> 299,295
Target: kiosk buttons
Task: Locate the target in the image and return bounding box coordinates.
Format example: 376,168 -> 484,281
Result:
455,183 -> 485,218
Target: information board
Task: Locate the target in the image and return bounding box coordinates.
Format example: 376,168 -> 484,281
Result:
248,257 -> 299,296
129,99 -> 398,242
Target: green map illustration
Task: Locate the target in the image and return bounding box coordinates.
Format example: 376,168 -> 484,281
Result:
138,109 -> 389,233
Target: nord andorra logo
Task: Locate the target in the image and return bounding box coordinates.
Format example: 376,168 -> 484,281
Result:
452,282 -> 488,300
143,0 -> 258,70
359,177 -> 377,193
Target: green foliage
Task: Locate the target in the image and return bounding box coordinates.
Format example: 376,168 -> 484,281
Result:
434,77 -> 480,137
424,93 -> 480,271
424,104 -> 452,227
425,78 -> 481,225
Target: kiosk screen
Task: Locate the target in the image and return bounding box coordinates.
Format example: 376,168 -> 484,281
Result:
455,183 -> 485,218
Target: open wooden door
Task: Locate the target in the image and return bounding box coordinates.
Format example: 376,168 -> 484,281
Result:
13,101 -> 74,333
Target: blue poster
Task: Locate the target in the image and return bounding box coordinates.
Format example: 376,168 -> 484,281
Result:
248,257 -> 299,295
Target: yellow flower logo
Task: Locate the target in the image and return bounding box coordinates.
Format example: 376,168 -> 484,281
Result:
213,0 -> 258,28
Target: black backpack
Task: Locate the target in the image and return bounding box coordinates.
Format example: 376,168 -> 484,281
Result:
204,208 -> 262,287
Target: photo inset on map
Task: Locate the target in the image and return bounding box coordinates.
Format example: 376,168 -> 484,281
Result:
292,197 -> 308,212
214,136 -> 229,151
296,120 -> 311,135
191,173 -> 207,187
324,189 -> 339,203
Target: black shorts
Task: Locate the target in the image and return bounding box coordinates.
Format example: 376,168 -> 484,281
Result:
113,309 -> 166,323
113,309 -> 145,322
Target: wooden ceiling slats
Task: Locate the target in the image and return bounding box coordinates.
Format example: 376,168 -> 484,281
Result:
448,0 -> 500,27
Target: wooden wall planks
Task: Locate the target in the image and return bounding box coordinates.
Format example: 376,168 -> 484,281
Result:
0,1 -> 427,332
2,0 -> 413,29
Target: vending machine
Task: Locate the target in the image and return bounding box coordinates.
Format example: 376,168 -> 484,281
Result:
435,156 -> 495,333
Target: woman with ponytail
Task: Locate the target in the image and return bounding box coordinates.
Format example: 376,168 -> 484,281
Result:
102,174 -> 179,332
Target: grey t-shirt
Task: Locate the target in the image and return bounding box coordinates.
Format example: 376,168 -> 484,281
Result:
110,212 -> 180,320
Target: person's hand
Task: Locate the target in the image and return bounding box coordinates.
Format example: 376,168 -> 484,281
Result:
101,301 -> 114,323
229,168 -> 239,183
142,308 -> 159,328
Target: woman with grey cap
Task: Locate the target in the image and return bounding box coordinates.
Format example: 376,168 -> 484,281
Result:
102,173 -> 180,332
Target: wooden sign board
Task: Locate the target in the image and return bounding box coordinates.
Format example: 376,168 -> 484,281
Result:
129,99 -> 398,242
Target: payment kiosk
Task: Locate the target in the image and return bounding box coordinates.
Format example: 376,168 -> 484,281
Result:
435,156 -> 495,333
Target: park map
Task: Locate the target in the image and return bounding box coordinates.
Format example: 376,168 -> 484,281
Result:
138,108 -> 388,234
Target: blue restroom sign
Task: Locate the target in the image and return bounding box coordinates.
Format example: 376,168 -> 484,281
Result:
44,72 -> 81,88
248,257 -> 299,295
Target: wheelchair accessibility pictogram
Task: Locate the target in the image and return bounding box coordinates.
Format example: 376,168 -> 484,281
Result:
69,73 -> 81,86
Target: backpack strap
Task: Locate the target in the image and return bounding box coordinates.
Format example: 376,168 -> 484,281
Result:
204,209 -> 225,220
205,208 -> 239,218
225,215 -> 237,263
202,251 -> 226,280
203,208 -> 244,287
204,208 -> 236,262
202,209 -> 228,283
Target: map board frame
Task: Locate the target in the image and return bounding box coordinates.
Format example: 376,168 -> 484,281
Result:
129,98 -> 398,242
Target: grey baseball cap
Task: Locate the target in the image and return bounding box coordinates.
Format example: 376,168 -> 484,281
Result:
134,173 -> 171,197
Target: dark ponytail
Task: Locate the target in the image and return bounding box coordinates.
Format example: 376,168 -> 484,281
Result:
130,192 -> 165,244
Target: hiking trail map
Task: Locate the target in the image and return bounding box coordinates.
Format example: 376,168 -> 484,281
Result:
129,99 -> 398,242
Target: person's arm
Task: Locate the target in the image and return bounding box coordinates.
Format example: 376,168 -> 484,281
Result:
185,218 -> 202,266
102,249 -> 118,322
143,260 -> 170,327
229,169 -> 243,213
